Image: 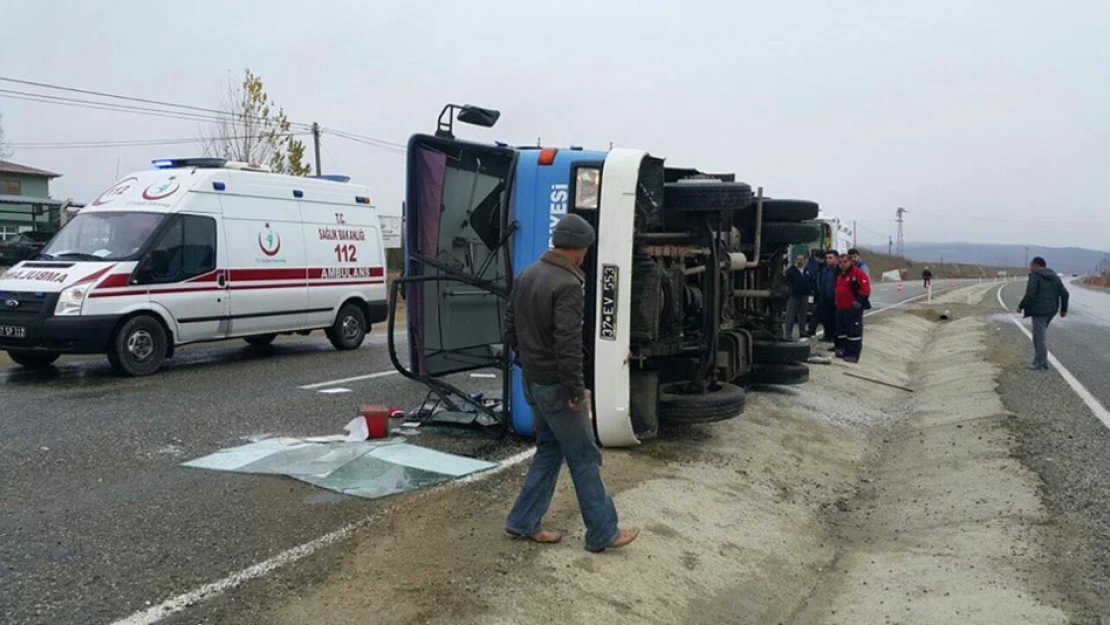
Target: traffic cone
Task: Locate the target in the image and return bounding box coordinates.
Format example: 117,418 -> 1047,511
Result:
897,281 -> 903,294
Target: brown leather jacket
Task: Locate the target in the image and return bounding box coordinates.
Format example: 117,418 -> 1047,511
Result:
505,250 -> 586,402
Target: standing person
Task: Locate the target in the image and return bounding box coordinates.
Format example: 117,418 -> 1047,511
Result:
922,267 -> 933,289
834,253 -> 871,363
1017,256 -> 1069,371
784,253 -> 812,339
806,250 -> 826,336
820,250 -> 839,342
848,248 -> 871,277
504,213 -> 639,552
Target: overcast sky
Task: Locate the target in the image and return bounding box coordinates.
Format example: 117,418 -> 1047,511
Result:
2,0 -> 1107,251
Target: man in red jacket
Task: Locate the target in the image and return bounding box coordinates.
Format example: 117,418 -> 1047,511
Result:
834,253 -> 871,363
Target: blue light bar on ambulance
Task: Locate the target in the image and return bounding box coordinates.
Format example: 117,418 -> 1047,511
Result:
152,158 -> 228,170
355,196 -> 370,204
308,174 -> 352,183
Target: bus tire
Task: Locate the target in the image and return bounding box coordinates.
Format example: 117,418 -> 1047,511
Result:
658,381 -> 747,424
760,222 -> 822,247
107,315 -> 168,377
327,303 -> 367,350
755,199 -> 820,223
752,340 -> 811,364
664,182 -> 753,211
751,363 -> 810,386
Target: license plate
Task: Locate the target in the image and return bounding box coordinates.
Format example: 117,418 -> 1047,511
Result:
599,264 -> 619,341
0,325 -> 26,339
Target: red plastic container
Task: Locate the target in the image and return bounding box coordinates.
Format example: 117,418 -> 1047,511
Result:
359,404 -> 391,439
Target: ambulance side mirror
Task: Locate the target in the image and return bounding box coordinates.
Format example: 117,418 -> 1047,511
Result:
133,254 -> 153,284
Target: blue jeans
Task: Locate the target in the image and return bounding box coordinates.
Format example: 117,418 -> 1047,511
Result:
1031,315 -> 1053,369
506,381 -> 619,551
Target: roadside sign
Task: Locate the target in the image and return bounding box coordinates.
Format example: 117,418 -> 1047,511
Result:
380,214 -> 402,249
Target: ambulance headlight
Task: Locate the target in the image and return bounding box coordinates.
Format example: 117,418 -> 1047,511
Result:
54,284 -> 89,316
574,167 -> 601,210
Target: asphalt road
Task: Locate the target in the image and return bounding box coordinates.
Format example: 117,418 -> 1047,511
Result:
0,280 -> 991,625
0,327 -> 525,625
995,279 -> 1110,621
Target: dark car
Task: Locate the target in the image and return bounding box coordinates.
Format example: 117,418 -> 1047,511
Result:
0,231 -> 56,265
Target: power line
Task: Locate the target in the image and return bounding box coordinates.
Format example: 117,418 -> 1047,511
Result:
10,132 -> 311,150
0,76 -> 314,130
0,75 -> 407,155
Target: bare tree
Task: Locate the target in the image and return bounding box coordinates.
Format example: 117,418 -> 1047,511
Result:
0,108 -> 12,159
200,69 -> 311,175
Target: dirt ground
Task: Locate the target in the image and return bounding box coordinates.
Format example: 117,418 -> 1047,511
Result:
201,283 -> 1088,625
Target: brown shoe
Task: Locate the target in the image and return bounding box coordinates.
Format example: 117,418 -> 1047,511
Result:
506,528 -> 564,544
588,527 -> 640,552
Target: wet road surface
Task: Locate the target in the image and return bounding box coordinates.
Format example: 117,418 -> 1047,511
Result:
0,281 -> 987,625
0,329 -> 522,625
993,279 -> 1110,619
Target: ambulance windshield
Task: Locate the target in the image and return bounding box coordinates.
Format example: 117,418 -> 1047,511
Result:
41,211 -> 166,261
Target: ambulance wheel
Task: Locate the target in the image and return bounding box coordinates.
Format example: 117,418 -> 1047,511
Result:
751,363 -> 810,386
107,315 -> 167,377
328,304 -> 366,350
244,334 -> 277,347
760,222 -> 822,247
664,181 -> 753,211
752,340 -> 811,364
658,381 -> 746,424
7,350 -> 60,369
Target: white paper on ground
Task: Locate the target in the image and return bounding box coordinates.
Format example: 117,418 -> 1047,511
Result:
344,417 -> 369,442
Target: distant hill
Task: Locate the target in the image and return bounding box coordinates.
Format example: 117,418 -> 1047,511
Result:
877,243 -> 1108,275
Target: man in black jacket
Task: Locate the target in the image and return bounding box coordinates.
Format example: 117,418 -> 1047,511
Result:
805,250 -> 826,336
784,253 -> 812,339
505,213 -> 639,552
1017,256 -> 1069,371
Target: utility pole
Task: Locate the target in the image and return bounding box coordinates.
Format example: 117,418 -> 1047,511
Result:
1024,246 -> 1029,265
852,220 -> 857,248
312,122 -> 322,176
896,206 -> 907,257
888,236 -> 893,255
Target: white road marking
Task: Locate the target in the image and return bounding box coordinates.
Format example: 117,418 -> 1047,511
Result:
996,283 -> 1110,430
108,447 -> 537,625
299,369 -> 399,390
317,387 -> 353,395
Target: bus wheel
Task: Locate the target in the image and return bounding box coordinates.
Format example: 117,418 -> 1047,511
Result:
760,222 -> 823,247
658,381 -> 746,425
327,304 -> 366,350
751,363 -> 810,386
108,315 -> 168,377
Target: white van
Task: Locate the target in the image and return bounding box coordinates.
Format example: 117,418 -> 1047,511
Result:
0,158 -> 387,376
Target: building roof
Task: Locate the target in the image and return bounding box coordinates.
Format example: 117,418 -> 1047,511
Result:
0,159 -> 61,179
0,194 -> 82,208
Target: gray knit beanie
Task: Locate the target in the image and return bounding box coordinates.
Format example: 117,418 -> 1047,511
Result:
551,213 -> 596,249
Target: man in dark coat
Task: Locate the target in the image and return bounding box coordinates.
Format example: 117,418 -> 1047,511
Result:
1017,256 -> 1069,371
505,213 -> 639,552
784,253 -> 813,339
805,250 -> 826,336
819,250 -> 839,342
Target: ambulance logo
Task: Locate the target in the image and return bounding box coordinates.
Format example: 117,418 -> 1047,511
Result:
258,223 -> 282,257
142,180 -> 180,201
91,177 -> 138,206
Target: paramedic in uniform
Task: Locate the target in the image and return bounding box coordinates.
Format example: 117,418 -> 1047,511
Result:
834,253 -> 871,363
504,214 -> 639,552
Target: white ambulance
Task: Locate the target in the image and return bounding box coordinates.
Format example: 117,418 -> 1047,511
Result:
0,158 -> 387,376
